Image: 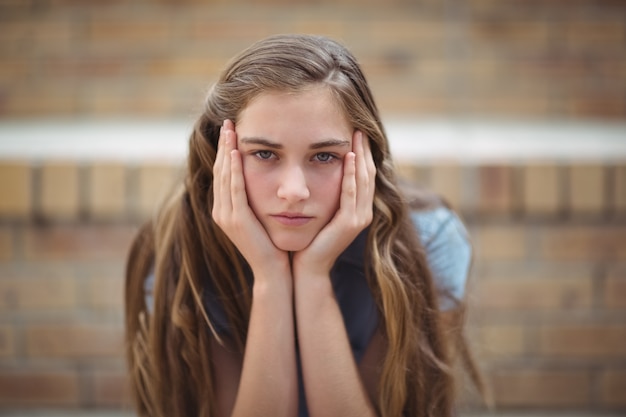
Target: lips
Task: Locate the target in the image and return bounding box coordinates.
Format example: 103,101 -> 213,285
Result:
270,213 -> 313,226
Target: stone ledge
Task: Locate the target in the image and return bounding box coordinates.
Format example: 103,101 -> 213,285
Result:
1,118 -> 625,163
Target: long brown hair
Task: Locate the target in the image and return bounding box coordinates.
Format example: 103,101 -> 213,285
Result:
126,34 -> 458,416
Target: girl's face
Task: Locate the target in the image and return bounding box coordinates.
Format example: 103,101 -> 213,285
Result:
236,86 -> 353,252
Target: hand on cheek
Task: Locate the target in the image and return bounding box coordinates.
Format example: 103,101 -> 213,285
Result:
212,120 -> 289,275
292,130 -> 376,276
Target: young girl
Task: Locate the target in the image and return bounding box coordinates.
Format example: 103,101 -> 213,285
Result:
125,34 -> 478,417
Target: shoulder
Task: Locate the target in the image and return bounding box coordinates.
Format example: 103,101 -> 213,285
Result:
410,206 -> 470,248
410,206 -> 472,309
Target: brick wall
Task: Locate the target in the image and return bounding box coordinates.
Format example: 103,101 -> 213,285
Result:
0,156 -> 625,412
1,0 -> 625,412
0,160 -> 180,409
0,0 -> 625,120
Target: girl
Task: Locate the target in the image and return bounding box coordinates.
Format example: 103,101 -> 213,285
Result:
125,34 -> 479,417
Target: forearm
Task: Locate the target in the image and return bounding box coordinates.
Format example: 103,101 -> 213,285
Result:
294,273 -> 378,417
232,267 -> 298,417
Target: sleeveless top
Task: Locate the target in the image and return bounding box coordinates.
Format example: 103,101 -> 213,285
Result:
144,206 -> 471,416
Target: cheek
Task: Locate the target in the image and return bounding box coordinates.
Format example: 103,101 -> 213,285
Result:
241,164 -> 268,209
310,169 -> 343,210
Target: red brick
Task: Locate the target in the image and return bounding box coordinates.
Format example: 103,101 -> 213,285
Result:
45,56 -> 126,79
0,20 -> 33,45
415,59 -> 449,84
538,325 -> 626,358
0,162 -> 32,218
568,164 -> 606,215
40,162 -> 80,219
0,59 -> 30,81
429,163 -> 462,211
600,369 -> 626,407
474,275 -> 593,311
0,227 -> 13,261
88,20 -> 170,44
477,165 -> 514,213
522,163 -> 561,215
395,163 -> 421,184
466,58 -> 501,85
368,20 -> 445,46
146,57 -> 224,78
3,83 -> 79,116
562,20 -> 625,49
473,225 -> 527,261
376,91 -> 450,116
84,83 -> 174,116
89,274 -> 124,310
491,369 -> 590,407
468,92 -> 551,118
137,163 -> 178,219
470,20 -> 550,48
614,164 -> 626,214
88,163 -> 127,219
0,275 -> 76,311
22,224 -> 137,261
0,370 -> 80,406
0,325 -> 15,357
568,96 -> 626,119
289,19 -> 346,40
476,324 -> 525,358
26,324 -> 124,358
605,266 -> 626,309
31,19 -> 73,53
539,225 -> 626,261
189,18 -> 273,42
92,370 -> 132,407
516,55 -> 596,82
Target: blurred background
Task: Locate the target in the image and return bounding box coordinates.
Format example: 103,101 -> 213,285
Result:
0,0 -> 625,415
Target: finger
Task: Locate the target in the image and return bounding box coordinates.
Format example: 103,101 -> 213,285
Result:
229,149 -> 248,212
340,151 -> 357,213
363,133 -> 377,180
218,122 -> 235,213
354,131 -> 368,189
354,131 -> 374,216
213,123 -> 225,182
212,123 -> 226,218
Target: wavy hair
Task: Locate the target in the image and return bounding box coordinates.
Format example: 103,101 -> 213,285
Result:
126,34 -> 458,417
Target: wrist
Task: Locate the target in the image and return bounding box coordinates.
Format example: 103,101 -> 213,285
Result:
293,268 -> 333,293
252,258 -> 293,290
291,254 -> 334,280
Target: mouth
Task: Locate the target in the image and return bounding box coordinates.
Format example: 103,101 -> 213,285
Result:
270,213 -> 313,227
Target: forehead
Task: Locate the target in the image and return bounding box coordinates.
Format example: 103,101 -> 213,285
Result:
236,87 -> 352,143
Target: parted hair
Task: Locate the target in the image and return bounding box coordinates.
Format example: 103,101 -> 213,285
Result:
125,34 -> 459,417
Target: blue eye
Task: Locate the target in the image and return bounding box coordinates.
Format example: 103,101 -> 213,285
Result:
314,152 -> 335,163
254,150 -> 274,160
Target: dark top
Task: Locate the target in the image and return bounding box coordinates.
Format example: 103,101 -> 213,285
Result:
144,207 -> 471,416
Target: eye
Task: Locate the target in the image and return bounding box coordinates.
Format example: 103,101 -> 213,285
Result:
313,152 -> 336,163
254,150 -> 275,160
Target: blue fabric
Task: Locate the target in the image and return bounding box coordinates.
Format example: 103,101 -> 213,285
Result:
143,206 -> 471,416
411,207 -> 472,310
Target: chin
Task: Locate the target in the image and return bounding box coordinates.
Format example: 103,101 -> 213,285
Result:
271,235 -> 313,252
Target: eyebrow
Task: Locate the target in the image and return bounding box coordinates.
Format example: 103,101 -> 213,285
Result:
310,139 -> 351,150
239,137 -> 283,149
239,137 -> 350,150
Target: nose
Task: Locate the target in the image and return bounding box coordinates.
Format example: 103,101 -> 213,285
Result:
276,164 -> 310,203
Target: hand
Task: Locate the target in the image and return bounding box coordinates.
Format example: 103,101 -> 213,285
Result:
212,120 -> 290,276
291,130 -> 376,276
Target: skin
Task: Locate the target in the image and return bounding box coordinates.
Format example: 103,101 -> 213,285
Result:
211,86 -> 381,417
236,88 -> 352,253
